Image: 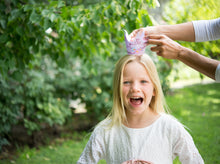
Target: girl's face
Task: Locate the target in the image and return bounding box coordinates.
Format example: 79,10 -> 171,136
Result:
122,61 -> 155,115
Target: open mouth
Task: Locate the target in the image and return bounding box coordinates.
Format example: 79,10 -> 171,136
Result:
130,97 -> 143,105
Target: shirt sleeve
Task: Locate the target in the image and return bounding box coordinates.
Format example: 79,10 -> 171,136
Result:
171,119 -> 204,164
77,127 -> 106,164
192,18 -> 220,42
215,64 -> 220,82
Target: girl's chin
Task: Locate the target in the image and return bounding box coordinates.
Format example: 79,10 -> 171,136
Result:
126,107 -> 146,115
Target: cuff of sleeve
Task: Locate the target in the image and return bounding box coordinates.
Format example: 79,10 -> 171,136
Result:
215,64 -> 220,82
192,18 -> 220,42
192,20 -> 208,42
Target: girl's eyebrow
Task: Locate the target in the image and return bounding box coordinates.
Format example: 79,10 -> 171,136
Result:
138,76 -> 149,79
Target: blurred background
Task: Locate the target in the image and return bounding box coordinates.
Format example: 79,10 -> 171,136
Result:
0,0 -> 219,163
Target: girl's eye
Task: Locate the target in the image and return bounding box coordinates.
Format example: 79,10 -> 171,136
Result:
141,80 -> 148,83
123,81 -> 130,84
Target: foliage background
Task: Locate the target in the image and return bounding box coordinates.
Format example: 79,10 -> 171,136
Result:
0,0 -> 219,158
0,0 -> 160,151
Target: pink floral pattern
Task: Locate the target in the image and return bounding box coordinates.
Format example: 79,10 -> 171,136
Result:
124,30 -> 148,55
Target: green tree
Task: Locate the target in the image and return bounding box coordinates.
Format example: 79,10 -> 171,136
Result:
0,0 -> 157,75
0,0 -> 161,151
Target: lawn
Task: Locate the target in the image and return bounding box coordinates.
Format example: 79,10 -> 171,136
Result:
1,82 -> 220,164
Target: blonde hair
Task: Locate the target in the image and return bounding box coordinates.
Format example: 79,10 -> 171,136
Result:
103,54 -> 168,128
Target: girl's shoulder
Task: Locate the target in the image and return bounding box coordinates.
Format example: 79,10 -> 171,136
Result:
93,118 -> 113,134
159,114 -> 191,141
159,113 -> 185,130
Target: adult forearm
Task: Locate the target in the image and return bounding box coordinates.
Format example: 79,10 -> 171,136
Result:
152,22 -> 195,42
177,47 -> 220,80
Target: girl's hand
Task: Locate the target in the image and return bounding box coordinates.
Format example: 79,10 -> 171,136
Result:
121,159 -> 154,164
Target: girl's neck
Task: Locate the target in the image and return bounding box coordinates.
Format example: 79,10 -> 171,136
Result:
124,108 -> 160,128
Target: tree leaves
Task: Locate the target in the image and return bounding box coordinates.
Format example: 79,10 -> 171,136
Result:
0,0 -> 156,76
0,0 -> 159,151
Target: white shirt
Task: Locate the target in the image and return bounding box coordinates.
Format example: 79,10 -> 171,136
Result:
192,18 -> 220,42
77,114 -> 204,164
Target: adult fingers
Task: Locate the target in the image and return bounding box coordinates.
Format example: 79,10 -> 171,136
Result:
130,28 -> 148,39
147,39 -> 163,45
130,29 -> 142,38
150,45 -> 161,52
150,46 -> 164,57
147,34 -> 168,45
148,34 -> 166,39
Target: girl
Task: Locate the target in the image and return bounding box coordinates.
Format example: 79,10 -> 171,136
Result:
77,54 -> 204,164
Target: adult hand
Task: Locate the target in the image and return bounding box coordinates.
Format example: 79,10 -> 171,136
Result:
121,159 -> 154,164
130,27 -> 156,39
148,34 -> 184,59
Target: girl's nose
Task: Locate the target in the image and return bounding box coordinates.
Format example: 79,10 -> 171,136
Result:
131,82 -> 141,92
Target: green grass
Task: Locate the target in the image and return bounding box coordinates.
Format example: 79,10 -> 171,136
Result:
1,83 -> 220,164
1,132 -> 90,164
166,82 -> 220,163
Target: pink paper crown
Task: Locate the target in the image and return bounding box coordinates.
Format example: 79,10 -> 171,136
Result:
124,30 -> 148,56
